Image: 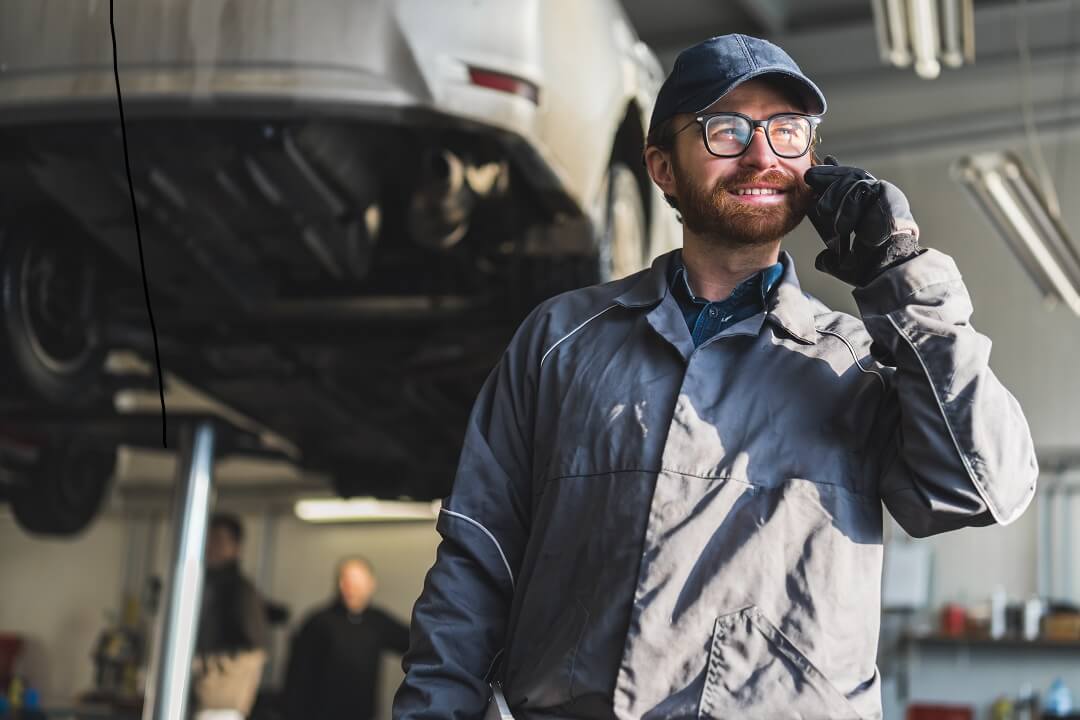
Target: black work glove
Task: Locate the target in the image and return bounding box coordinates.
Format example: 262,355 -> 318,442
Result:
804,155 -> 923,287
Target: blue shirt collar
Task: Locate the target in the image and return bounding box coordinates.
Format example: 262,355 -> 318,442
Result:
668,251 -> 784,306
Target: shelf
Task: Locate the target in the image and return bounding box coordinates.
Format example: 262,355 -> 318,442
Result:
904,633 -> 1080,651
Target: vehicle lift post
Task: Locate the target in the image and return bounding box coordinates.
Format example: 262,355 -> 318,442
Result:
142,420 -> 217,720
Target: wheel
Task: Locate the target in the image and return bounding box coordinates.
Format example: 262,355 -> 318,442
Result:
0,219 -> 108,406
596,161 -> 649,283
10,440 -> 116,536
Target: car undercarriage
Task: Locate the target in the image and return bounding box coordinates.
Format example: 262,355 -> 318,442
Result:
0,106 -> 620,533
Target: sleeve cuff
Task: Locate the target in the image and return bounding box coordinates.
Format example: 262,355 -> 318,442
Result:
852,248 -> 963,317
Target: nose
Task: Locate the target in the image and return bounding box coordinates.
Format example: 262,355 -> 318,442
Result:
738,127 -> 779,171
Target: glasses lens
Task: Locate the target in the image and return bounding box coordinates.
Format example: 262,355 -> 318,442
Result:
704,115 -> 752,156
767,115 -> 812,157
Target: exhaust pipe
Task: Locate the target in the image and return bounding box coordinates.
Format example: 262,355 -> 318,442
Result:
408,149 -> 476,250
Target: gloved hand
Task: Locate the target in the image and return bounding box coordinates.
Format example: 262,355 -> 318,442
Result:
804,156 -> 923,286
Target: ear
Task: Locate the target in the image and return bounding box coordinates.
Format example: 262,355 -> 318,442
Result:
644,145 -> 678,200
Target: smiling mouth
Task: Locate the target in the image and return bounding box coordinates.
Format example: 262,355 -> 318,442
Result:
731,188 -> 785,196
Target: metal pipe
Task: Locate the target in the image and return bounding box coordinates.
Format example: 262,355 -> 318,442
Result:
256,512 -> 280,677
1038,482 -> 1050,599
1065,480 -> 1075,602
408,149 -> 475,250
142,421 -> 217,720
1056,478 -> 1068,599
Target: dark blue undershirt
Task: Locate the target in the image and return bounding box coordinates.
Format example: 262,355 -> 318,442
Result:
669,253 -> 785,347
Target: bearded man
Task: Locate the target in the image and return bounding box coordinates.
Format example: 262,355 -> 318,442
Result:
393,34 -> 1037,720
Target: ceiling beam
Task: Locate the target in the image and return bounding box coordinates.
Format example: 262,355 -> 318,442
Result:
736,0 -> 790,36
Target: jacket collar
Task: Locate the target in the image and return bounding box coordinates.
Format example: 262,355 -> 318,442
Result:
765,252 -> 819,344
614,250 -> 674,308
614,248 -> 819,344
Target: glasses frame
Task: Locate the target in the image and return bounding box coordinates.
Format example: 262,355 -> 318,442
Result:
675,111 -> 823,159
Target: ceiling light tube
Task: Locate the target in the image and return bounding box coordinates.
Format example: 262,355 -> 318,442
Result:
953,152 -> 1080,315
872,0 -> 913,67
294,497 -> 441,523
908,0 -> 942,79
874,0 -> 974,78
940,0 -> 964,68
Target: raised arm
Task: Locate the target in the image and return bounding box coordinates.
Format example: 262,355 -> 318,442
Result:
854,249 -> 1037,536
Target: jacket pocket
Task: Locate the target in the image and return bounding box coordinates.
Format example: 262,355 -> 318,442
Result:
699,606 -> 862,720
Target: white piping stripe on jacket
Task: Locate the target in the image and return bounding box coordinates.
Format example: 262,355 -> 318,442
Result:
816,327 -> 887,390
440,508 -> 516,590
540,305 -> 619,370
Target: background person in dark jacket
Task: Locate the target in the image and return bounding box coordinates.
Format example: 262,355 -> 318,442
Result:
194,513 -> 268,720
283,557 -> 410,720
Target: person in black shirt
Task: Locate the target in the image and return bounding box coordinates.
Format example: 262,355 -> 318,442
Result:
283,557 -> 410,720
194,513 -> 268,720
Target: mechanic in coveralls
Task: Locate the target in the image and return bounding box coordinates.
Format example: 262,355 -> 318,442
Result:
392,34 -> 1038,720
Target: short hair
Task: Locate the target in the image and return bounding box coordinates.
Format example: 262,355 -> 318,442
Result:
336,556 -> 374,579
210,513 -> 244,544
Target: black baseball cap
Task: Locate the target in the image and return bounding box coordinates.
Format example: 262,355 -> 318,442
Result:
649,34 -> 827,135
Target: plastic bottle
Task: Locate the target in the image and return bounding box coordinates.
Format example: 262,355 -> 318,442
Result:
1044,677 -> 1074,716
6,677 -> 21,710
1023,595 -> 1044,641
990,586 -> 1007,640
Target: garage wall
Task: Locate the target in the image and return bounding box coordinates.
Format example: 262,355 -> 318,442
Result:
142,508 -> 440,717
257,514 -> 440,716
0,504 -> 440,717
0,508 -> 128,703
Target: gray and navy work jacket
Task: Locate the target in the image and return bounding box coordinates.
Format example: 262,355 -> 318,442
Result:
393,248 -> 1037,720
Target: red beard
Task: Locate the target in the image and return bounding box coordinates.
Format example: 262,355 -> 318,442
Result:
674,165 -> 815,247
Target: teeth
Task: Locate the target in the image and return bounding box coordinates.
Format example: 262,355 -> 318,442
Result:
735,188 -> 780,196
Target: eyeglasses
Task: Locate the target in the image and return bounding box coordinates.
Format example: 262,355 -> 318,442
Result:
674,112 -> 822,159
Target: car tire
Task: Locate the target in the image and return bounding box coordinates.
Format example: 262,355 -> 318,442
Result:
10,440 -> 117,536
0,219 -> 108,407
596,161 -> 649,283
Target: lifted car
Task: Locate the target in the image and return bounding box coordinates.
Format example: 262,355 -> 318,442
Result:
0,0 -> 675,534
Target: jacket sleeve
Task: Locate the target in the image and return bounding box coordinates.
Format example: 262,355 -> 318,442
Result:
239,578 -> 269,651
392,313 -> 540,719
852,249 -> 1038,537
377,608 -> 412,656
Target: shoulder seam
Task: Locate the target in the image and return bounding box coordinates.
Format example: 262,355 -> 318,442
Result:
440,509 -> 516,590
540,304 -> 620,370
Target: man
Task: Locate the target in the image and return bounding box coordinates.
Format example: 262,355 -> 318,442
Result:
283,557 -> 410,720
393,34 -> 1037,720
193,513 -> 268,720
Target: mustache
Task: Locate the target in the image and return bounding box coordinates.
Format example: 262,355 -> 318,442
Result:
715,168 -> 806,193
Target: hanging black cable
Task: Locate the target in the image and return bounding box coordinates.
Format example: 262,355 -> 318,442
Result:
109,0 -> 168,448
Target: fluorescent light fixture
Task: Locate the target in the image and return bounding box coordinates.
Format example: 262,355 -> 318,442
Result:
294,497 -> 442,523
871,0 -> 975,79
909,0 -> 941,79
953,151 -> 1080,316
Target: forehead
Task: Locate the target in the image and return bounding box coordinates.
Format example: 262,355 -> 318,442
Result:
701,78 -> 805,116
340,561 -> 372,579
